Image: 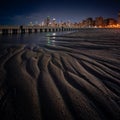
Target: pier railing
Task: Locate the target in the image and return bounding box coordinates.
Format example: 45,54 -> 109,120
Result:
0,25 -> 80,34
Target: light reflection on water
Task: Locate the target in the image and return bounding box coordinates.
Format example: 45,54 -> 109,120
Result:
46,32 -> 56,46
0,31 -> 73,47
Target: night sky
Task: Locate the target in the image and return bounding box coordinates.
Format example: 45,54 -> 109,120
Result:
0,0 -> 120,25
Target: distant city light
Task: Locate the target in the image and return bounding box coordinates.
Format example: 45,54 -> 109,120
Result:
53,18 -> 56,21
28,12 -> 120,28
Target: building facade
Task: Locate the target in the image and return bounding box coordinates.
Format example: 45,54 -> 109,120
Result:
118,11 -> 120,24
95,17 -> 104,27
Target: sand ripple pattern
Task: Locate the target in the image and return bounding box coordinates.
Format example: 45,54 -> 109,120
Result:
0,28 -> 120,120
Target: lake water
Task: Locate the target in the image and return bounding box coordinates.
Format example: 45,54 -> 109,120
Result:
0,31 -> 74,46
0,28 -> 120,48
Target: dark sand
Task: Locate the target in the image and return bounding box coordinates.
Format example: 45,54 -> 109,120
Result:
0,28 -> 120,120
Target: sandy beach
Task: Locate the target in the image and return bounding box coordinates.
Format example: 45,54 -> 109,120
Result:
0,28 -> 120,120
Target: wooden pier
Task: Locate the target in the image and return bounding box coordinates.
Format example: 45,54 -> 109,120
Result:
0,25 -> 79,34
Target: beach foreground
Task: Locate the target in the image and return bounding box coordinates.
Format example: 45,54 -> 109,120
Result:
0,29 -> 120,120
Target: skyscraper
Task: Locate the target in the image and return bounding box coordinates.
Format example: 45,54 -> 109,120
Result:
44,16 -> 51,26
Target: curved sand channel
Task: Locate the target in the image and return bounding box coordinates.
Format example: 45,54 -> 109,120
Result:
0,28 -> 120,120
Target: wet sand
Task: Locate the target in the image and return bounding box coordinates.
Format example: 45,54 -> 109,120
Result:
0,28 -> 120,120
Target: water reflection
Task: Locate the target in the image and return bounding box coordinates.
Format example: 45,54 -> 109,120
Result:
46,32 -> 56,46
52,33 -> 56,36
52,33 -> 56,39
0,31 -> 75,46
46,33 -> 50,46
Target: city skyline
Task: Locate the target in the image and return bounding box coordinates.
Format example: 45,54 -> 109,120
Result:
0,0 -> 120,25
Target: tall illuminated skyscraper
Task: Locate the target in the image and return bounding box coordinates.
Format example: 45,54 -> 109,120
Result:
44,16 -> 50,26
